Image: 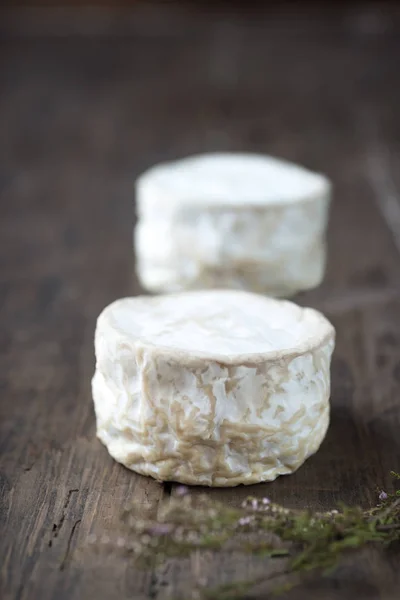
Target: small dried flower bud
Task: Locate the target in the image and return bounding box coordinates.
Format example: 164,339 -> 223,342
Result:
379,491 -> 388,501
176,485 -> 189,497
148,523 -> 173,536
238,516 -> 252,526
242,496 -> 254,508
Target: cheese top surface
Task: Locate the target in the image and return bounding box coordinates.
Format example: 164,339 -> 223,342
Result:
102,290 -> 333,360
137,153 -> 330,206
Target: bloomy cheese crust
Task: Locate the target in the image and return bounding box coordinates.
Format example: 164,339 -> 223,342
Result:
134,153 -> 331,296
92,291 -> 335,486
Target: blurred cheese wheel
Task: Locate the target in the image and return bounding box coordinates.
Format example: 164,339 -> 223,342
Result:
134,153 -> 331,297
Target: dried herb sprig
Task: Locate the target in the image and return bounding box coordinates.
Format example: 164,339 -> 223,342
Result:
88,473 -> 400,599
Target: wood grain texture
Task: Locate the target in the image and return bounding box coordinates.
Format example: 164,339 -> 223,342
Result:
1,2 -> 400,599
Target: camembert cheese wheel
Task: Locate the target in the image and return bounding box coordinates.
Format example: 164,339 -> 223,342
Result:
135,153 -> 331,297
92,290 -> 335,486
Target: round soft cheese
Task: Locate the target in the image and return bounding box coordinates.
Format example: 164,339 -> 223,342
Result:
92,290 -> 335,486
134,153 -> 332,297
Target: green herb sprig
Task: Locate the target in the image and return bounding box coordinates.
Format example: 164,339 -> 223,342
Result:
89,472 -> 400,599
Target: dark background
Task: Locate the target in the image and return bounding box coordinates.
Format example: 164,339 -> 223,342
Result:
1,2 -> 400,599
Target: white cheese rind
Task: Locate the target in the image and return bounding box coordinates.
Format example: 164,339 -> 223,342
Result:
134,153 -> 331,296
92,291 -> 335,487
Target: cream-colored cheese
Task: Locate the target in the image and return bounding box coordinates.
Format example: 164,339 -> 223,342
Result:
92,290 -> 335,487
134,153 -> 331,296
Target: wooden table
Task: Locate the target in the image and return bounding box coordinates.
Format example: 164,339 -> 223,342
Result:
1,3 -> 400,599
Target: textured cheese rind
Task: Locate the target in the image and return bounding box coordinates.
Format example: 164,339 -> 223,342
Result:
92,291 -> 335,487
134,153 -> 331,296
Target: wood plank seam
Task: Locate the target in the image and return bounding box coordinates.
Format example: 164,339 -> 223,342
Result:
361,115 -> 400,257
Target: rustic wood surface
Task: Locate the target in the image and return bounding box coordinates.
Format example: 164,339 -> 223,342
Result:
1,2 -> 400,599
